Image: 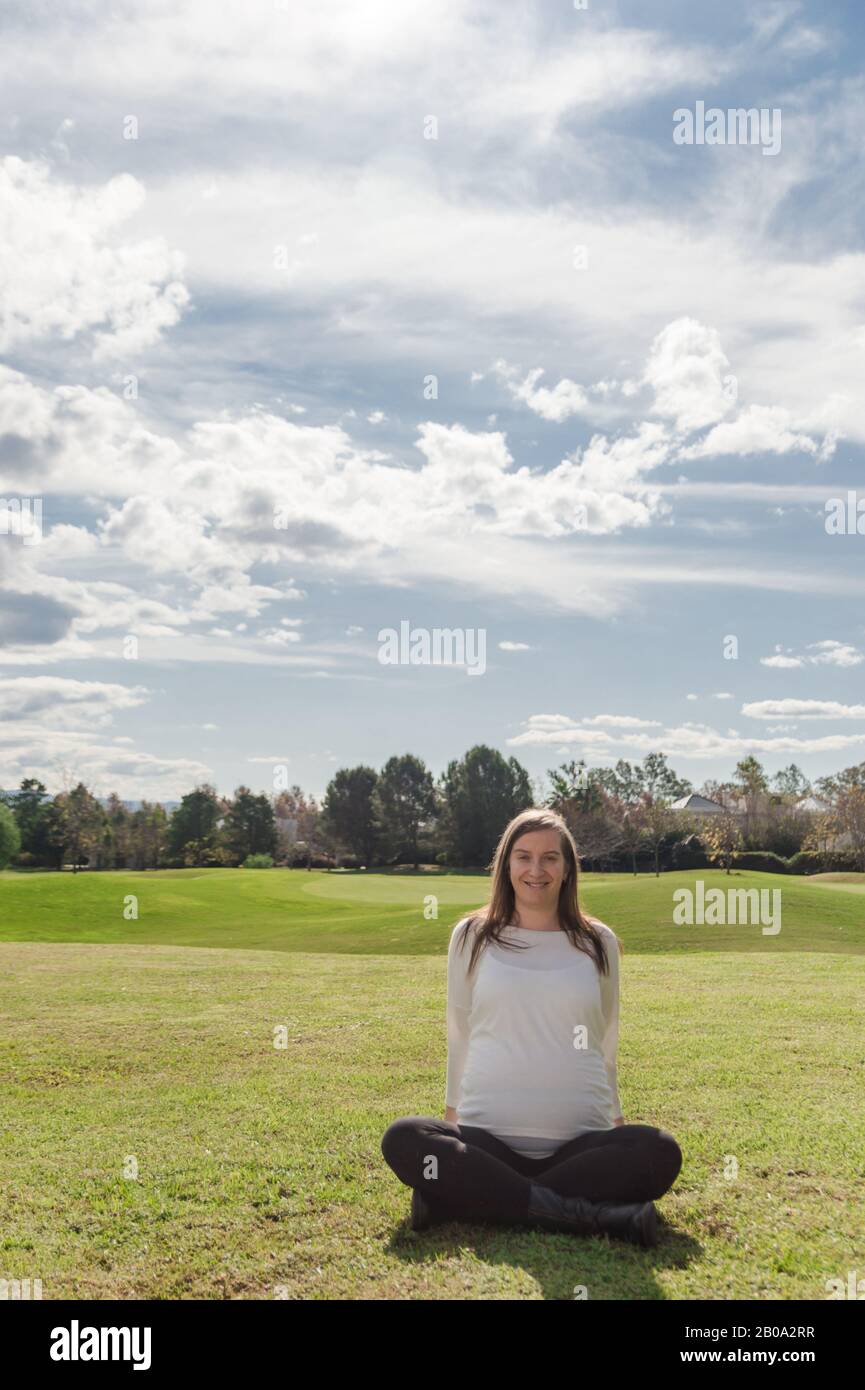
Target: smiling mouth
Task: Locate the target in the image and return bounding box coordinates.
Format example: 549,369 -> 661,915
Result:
523,880 -> 550,888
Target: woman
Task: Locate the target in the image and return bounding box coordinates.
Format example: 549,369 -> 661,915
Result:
381,807 -> 682,1245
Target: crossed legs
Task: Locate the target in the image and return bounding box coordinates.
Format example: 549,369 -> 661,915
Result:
381,1115 -> 683,1225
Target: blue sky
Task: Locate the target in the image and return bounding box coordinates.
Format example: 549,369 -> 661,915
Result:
2,0 -> 865,802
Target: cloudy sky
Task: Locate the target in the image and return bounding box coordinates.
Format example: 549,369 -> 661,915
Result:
2,0 -> 865,803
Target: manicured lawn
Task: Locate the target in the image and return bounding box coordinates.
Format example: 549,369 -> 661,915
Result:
1,866 -> 863,954
0,869 -> 862,1299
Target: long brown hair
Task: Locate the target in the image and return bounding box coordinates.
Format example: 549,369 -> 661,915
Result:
455,807 -> 620,977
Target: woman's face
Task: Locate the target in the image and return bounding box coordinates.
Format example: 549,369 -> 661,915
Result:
508,828 -> 568,915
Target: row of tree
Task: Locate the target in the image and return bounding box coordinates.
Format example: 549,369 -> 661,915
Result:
1,749 -> 863,873
0,780 -> 277,871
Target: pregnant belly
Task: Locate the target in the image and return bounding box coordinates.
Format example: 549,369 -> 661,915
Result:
459,1048 -> 613,1133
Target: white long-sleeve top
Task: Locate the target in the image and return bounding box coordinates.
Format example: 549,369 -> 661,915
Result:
445,915 -> 624,1158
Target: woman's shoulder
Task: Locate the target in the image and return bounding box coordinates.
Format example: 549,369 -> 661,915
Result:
584,913 -> 611,933
450,912 -> 484,944
584,915 -> 621,953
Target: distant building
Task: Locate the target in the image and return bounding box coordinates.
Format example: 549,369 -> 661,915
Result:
670,793 -> 729,817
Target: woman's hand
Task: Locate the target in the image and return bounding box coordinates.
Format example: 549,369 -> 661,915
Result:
612,1115 -> 625,1127
444,1106 -> 459,1124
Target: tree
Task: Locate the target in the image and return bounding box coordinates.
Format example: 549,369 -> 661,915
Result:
7,778 -> 49,852
548,760 -> 606,814
53,782 -> 105,870
221,787 -> 277,865
829,786 -> 865,872
376,754 -> 437,869
0,802 -> 21,868
639,753 -> 692,802
617,800 -> 649,876
733,756 -> 771,847
592,759 -> 645,806
129,802 -> 168,869
812,760 -> 865,870
583,754 -> 691,804
273,786 -> 300,864
801,812 -> 837,871
321,766 -> 381,865
560,794 -> 624,869
816,760 -> 865,800
734,755 -> 769,794
437,745 -> 533,867
640,797 -> 680,877
104,793 -> 132,869
32,799 -> 67,869
701,810 -> 744,875
771,764 -> 812,799
3,778 -> 65,867
167,785 -> 221,864
273,787 -> 328,869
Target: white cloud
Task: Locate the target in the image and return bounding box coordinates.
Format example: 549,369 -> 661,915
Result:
743,698 -> 865,720
259,626 -> 302,645
579,714 -> 662,728
508,711 -> 865,759
643,317 -> 733,434
0,675 -> 148,724
0,721 -> 212,799
760,640 -> 863,669
491,320 -> 832,469
680,404 -> 837,461
0,158 -> 189,358
5,4 -> 726,150
807,639 -> 863,667
762,652 -> 804,669
492,361 -> 590,423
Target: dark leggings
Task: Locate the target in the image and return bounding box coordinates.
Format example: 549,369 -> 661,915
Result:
381,1115 -> 683,1224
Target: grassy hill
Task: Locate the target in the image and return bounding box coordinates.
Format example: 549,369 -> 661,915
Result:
0,865 -> 862,955
0,868 -> 862,1299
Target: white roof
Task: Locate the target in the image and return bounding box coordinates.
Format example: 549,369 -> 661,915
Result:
670,793 -> 727,813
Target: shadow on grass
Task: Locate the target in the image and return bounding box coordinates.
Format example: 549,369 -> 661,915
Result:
381,1207 -> 701,1300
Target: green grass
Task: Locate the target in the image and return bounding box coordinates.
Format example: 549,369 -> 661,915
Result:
805,872 -> 865,894
0,868 -> 863,1299
1,865 -> 863,954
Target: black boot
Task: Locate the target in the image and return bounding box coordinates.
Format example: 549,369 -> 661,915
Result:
410,1187 -> 451,1231
526,1183 -> 658,1247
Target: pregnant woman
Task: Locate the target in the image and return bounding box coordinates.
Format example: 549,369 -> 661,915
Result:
381,807 -> 682,1245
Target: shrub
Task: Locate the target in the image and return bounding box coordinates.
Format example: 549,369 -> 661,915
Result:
242,853 -> 275,869
787,849 -> 862,875
786,851 -> 825,875
671,834 -> 709,869
731,851 -> 790,874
